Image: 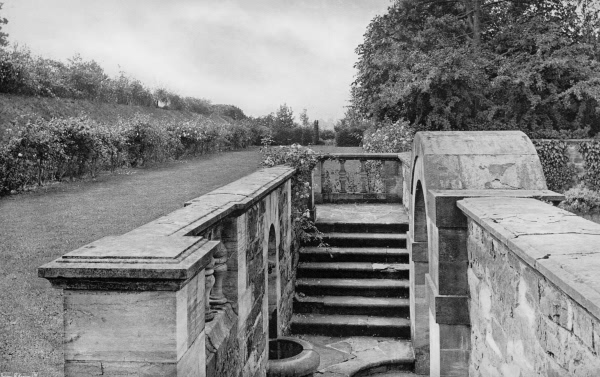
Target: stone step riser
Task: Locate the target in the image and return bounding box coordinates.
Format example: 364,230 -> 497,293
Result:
293,302 -> 410,318
290,322 -> 411,338
309,238 -> 407,248
299,252 -> 409,264
296,285 -> 409,298
297,268 -> 409,280
315,223 -> 409,234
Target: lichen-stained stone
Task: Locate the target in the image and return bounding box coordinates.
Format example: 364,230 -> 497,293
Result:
461,199 -> 600,376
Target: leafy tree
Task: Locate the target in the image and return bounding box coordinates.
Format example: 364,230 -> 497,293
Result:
299,108 -> 310,128
352,0 -> 600,138
0,2 -> 8,48
274,104 -> 295,131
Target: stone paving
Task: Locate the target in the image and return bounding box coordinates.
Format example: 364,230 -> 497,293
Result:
316,203 -> 409,225
298,335 -> 418,376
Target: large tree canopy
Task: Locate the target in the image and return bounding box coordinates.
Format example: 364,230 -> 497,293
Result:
351,0 -> 600,137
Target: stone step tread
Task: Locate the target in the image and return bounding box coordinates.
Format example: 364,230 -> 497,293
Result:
323,232 -> 408,240
316,219 -> 409,225
298,262 -> 409,271
300,247 -> 408,255
296,295 -> 409,308
297,278 -> 409,289
292,313 -> 411,328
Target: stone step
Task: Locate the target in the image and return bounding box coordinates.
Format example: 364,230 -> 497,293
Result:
299,247 -> 409,263
296,278 -> 409,298
291,313 -> 411,338
294,295 -> 410,317
315,221 -> 409,234
306,232 -> 407,248
297,261 -> 409,279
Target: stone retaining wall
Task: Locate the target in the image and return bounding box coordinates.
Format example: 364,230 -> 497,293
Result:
459,197 -> 600,376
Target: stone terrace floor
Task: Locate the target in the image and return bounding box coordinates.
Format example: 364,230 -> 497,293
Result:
316,203 -> 409,225
299,335 -> 415,376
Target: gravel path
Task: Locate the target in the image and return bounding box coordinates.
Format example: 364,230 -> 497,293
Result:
0,148 -> 262,376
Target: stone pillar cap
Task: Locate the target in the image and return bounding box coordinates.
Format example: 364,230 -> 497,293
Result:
38,234 -> 219,290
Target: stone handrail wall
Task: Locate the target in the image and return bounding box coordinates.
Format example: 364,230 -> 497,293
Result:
312,152 -> 404,204
458,197 -> 600,376
38,165 -> 296,377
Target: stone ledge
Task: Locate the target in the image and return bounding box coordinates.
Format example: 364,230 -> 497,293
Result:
318,152 -> 403,161
38,166 -> 295,288
38,237 -> 219,289
428,189 -> 564,228
458,197 -> 600,322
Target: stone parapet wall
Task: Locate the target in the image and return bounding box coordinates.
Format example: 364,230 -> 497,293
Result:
458,197 -> 600,376
39,165 -> 296,377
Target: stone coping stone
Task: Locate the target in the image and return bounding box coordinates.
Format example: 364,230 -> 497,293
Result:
458,196 -> 600,321
38,237 -> 219,286
415,131 -> 537,156
318,152 -> 403,161
38,166 -> 294,288
428,189 -> 564,228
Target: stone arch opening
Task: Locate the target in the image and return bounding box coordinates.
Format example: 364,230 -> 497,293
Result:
267,224 -> 279,339
410,179 -> 430,374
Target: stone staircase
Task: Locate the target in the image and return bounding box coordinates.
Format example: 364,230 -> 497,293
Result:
291,203 -> 411,340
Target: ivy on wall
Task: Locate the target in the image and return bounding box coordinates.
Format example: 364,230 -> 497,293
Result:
533,140 -> 576,192
579,140 -> 600,191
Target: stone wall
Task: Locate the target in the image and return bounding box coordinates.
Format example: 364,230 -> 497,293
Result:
39,166 -> 296,377
459,197 -> 600,376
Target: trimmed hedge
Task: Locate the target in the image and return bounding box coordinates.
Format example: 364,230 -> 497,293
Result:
0,114 -> 252,195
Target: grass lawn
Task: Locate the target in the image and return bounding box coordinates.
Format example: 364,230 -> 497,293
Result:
0,144 -> 364,376
0,148 -> 264,376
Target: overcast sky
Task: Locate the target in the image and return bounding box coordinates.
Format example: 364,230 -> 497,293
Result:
2,0 -> 391,122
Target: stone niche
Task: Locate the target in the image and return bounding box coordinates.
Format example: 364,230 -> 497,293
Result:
39,166 -> 296,377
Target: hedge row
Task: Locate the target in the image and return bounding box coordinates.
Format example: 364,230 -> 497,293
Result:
0,114 -> 255,195
0,47 -> 214,114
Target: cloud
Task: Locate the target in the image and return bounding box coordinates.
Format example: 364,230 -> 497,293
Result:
2,0 -> 390,120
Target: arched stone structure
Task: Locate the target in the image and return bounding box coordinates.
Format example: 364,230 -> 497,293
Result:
408,131 -> 548,376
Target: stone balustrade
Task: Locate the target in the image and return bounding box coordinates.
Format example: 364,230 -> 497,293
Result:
312,152 -> 406,205
39,165 -> 296,377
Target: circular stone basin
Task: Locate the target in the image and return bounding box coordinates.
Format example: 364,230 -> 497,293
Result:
267,337 -> 320,377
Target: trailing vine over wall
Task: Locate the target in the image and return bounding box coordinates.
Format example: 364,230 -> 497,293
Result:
533,140 -> 576,192
259,138 -> 324,246
579,140 -> 600,191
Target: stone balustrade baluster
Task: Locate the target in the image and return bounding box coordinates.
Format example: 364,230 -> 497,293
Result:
205,254 -> 216,322
360,159 -> 368,193
209,243 -> 228,306
338,159 -> 347,194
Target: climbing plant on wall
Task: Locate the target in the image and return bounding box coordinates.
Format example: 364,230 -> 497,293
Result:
533,140 -> 576,192
579,140 -> 600,190
260,137 -> 324,246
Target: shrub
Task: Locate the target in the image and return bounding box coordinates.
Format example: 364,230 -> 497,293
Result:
362,119 -> 414,153
533,140 -> 576,192
260,139 -> 323,245
559,183 -> 600,215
